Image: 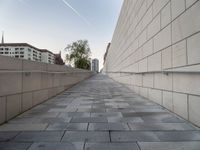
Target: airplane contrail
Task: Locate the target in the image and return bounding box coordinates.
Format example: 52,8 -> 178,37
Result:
62,0 -> 91,26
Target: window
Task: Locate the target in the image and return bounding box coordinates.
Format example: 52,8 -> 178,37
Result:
15,55 -> 19,58
20,52 -> 24,54
15,48 -> 19,50
20,55 -> 24,58
5,52 -> 8,54
28,49 -> 31,52
20,48 -> 24,50
0,48 -> 3,50
5,48 -> 9,51
0,52 -> 3,54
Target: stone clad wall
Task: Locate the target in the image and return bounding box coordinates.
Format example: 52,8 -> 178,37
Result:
0,55 -> 93,124
104,0 -> 200,126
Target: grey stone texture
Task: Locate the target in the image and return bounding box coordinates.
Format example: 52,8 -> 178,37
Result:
103,0 -> 200,127
0,75 -> 199,149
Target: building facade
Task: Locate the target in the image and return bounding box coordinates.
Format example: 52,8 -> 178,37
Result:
92,59 -> 99,73
0,43 -> 55,64
40,49 -> 55,64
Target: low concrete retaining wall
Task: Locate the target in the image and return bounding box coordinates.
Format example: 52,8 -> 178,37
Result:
0,55 -> 94,124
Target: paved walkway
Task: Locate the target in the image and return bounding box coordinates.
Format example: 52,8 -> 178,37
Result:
0,75 -> 200,150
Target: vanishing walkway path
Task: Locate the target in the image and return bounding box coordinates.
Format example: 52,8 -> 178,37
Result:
0,75 -> 200,150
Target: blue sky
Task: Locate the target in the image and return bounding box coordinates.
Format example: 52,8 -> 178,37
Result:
0,0 -> 123,69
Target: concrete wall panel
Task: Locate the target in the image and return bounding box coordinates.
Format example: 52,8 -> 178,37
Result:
163,91 -> 173,111
173,73 -> 200,95
173,93 -> 188,119
0,73 -> 22,96
23,73 -> 42,92
142,74 -> 154,88
172,1 -> 200,43
187,32 -> 200,65
189,95 -> 200,126
6,94 -> 21,120
0,97 -> 6,124
22,92 -> 33,112
148,89 -> 162,105
148,52 -> 162,71
0,55 -> 22,70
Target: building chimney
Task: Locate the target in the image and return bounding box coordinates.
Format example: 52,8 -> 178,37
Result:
1,31 -> 4,44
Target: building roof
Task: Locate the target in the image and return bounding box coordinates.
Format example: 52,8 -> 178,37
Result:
1,32 -> 4,44
40,49 -> 54,54
0,43 -> 54,54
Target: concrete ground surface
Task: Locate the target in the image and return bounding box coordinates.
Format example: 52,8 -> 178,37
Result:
0,74 -> 200,150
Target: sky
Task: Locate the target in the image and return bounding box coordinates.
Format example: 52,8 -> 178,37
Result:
0,0 -> 123,69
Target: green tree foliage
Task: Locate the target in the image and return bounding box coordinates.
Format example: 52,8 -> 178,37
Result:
65,40 -> 91,70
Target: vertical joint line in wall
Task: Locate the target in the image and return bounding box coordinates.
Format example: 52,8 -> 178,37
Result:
170,0 -> 173,69
172,71 -> 174,92
21,60 -> 24,112
5,96 -> 7,122
187,94 -> 189,120
161,90 -> 163,106
186,38 -> 189,65
172,92 -> 174,112
153,73 -> 155,89
170,0 -> 172,43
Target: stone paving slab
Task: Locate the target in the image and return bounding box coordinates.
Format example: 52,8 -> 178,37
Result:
70,117 -> 108,123
0,132 -> 19,141
88,123 -> 129,131
0,75 -> 200,149
138,142 -> 200,150
0,124 -> 48,131
13,131 -> 64,142
66,123 -> 88,131
85,142 -> 140,150
59,112 -> 90,118
28,142 -> 84,150
91,112 -> 123,117
155,131 -> 200,141
111,131 -> 160,142
62,131 -> 110,142
108,117 -> 144,123
128,123 -> 197,131
0,142 -> 32,150
45,123 -> 68,131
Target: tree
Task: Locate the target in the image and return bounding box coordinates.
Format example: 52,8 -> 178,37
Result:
65,40 -> 91,70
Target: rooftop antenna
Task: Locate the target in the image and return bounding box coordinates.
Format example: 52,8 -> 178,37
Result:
1,31 -> 4,44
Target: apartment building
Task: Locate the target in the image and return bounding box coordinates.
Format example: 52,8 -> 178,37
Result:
92,58 -> 99,73
0,35 -> 55,64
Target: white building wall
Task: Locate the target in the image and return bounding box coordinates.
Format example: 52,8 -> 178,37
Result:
41,52 -> 55,64
92,59 -> 99,72
104,0 -> 200,127
0,45 -> 54,64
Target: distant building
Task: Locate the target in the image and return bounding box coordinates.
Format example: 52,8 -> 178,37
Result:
92,58 -> 99,73
0,34 -> 55,64
104,43 -> 111,65
55,51 -> 65,65
40,49 -> 55,64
